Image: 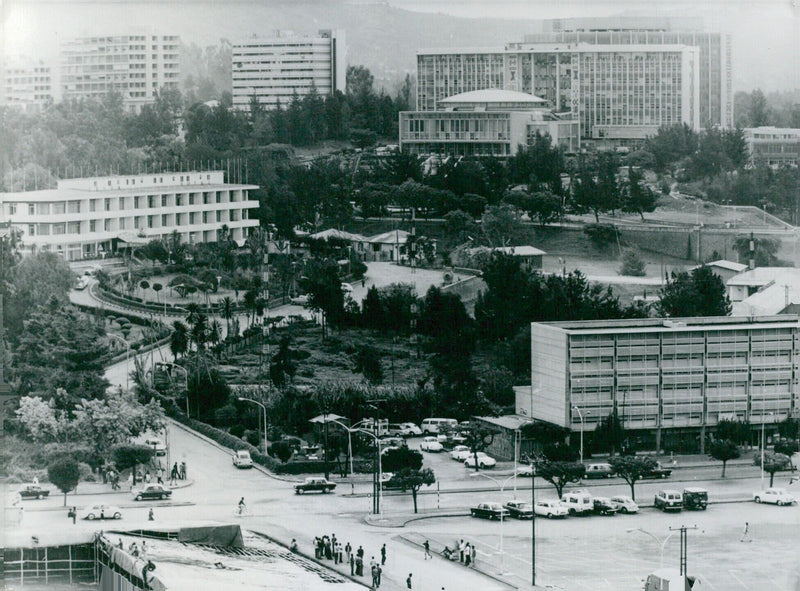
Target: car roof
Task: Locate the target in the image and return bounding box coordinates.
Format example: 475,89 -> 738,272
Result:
683,487 -> 707,493
659,489 -> 682,494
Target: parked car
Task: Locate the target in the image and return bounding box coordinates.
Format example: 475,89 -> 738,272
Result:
81,504 -> 122,520
381,473 -> 408,491
504,501 -> 534,519
584,463 -> 615,479
420,418 -> 458,435
592,497 -> 619,516
464,452 -> 496,469
18,484 -> 50,500
290,294 -> 309,305
642,461 -> 673,479
399,422 -> 422,436
449,445 -> 471,461
232,450 -> 253,469
534,499 -> 569,519
753,488 -> 796,506
387,423 -> 414,438
470,502 -> 509,521
517,464 -> 536,477
753,452 -> 794,471
75,276 -> 89,290
419,437 -> 443,452
561,489 -> 593,515
683,487 -> 708,510
133,484 -> 172,501
294,477 -> 336,494
141,438 -> 167,457
610,495 -> 639,514
654,489 -> 683,511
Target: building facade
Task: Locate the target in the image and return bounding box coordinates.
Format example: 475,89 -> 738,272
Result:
0,171 -> 259,261
417,43 -> 699,142
743,127 -> 800,168
60,35 -> 180,111
524,316 -> 799,451
232,30 -> 346,111
399,89 -> 580,156
1,57 -> 55,112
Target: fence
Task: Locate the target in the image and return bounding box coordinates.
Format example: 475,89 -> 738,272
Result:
3,541 -> 96,586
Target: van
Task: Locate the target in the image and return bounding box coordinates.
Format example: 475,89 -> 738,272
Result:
420,418 -> 459,435
584,463 -> 614,479
561,489 -> 593,515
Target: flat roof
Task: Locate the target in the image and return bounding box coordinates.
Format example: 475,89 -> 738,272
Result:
534,315 -> 800,335
440,89 -> 546,104
1,183 -> 259,202
727,267 -> 800,287
476,414 -> 535,431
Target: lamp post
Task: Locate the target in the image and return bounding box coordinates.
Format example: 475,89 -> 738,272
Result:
760,411 -> 774,489
627,528 -> 676,569
238,397 -> 267,452
314,417 -> 370,477
572,406 -> 589,467
470,472 -> 518,576
107,334 -> 131,391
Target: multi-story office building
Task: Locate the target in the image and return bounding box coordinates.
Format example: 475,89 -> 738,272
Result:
60,35 -> 180,111
0,171 -> 259,261
418,43 -> 699,142
520,17 -> 733,129
232,29 -> 346,111
743,127 -> 800,168
1,56 -> 55,112
399,89 -> 580,156
523,316 -> 799,451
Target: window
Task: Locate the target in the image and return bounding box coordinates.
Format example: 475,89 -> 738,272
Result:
104,220 -> 111,232
148,215 -> 154,228
90,220 -> 97,232
28,224 -> 36,236
105,198 -> 111,211
90,199 -> 97,212
29,204 -> 35,215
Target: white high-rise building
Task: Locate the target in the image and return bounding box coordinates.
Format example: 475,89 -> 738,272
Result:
232,29 -> 346,111
1,56 -> 55,112
60,34 -> 180,111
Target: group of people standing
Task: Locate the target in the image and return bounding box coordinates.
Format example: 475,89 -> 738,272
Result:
313,535 -> 389,589
169,461 -> 187,485
440,539 -> 476,567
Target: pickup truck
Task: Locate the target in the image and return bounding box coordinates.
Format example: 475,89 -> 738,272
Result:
294,477 -> 336,494
19,484 -> 50,500
470,502 -> 509,521
642,461 -> 673,479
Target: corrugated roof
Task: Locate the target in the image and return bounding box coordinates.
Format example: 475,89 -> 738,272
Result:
704,260 -> 747,272
367,229 -> 410,244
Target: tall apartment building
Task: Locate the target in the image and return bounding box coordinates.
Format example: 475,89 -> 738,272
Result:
743,127 -> 800,168
418,44 -> 699,142
523,316 -> 799,452
1,56 -> 55,112
0,171 -> 259,261
232,29 -> 346,111
60,35 -> 180,111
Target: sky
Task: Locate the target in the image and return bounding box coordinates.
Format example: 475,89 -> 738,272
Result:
1,0 -> 798,92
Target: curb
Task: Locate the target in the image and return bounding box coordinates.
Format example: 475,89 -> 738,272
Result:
21,501 -> 196,513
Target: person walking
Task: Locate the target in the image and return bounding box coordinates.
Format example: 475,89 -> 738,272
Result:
380,543 -> 386,566
406,573 -> 413,589
345,542 -> 352,565
371,563 -> 380,589
470,544 -> 476,567
180,461 -> 186,480
148,508 -> 154,521
741,521 -> 751,542
464,542 -> 471,566
376,563 -> 382,587
423,539 -> 432,560
350,552 -> 355,576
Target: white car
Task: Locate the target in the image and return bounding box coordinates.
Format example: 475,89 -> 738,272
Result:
450,445 -> 471,461
753,488 -> 796,506
610,495 -> 639,514
464,452 -> 496,469
82,504 -> 122,520
419,437 -> 443,452
517,464 -> 536,477
534,499 -> 569,519
232,450 -> 253,468
400,422 -> 422,436
290,294 -> 309,305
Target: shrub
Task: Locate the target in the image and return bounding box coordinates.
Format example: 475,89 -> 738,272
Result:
230,424 -> 245,438
244,430 -> 261,447
77,462 -> 94,482
620,249 -> 646,277
268,441 -> 293,463
583,223 -> 620,250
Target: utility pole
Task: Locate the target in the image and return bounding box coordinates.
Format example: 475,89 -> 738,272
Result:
668,525 -> 698,576
366,398 -> 386,515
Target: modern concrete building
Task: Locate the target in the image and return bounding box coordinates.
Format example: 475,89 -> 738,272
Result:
1,56 -> 55,112
60,34 -> 180,111
743,127 -> 800,168
727,267 -> 800,316
399,89 -> 580,156
524,316 -> 799,452
0,171 -> 259,261
232,30 -> 346,111
417,43 -> 700,143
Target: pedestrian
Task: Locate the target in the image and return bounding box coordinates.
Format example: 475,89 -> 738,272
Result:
406,573 -> 413,589
145,471 -> 151,483
156,471 -> 163,485
290,539 -> 298,553
423,539 -> 432,560
345,542 -> 352,564
180,461 -> 186,480
380,543 -> 386,566
148,508 -> 154,521
464,542 -> 471,566
470,544 -> 476,567
350,552 -> 355,576
371,563 -> 379,589
459,539 -> 465,563
741,521 -> 751,542
338,543 -> 344,564
376,564 -> 382,587
356,555 -> 363,576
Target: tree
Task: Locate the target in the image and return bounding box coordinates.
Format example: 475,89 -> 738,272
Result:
112,444 -> 154,485
619,249 -> 646,277
621,167 -> 657,220
733,235 -> 780,267
592,412 -> 627,455
708,439 -> 740,478
152,283 -> 163,307
392,467 -> 435,513
170,321 -> 189,360
748,89 -> 771,127
269,441 -> 293,463
15,395 -> 71,443
270,335 -> 298,389
48,458 -> 80,506
777,417 -> 799,441
381,447 -> 423,472
658,266 -> 731,317
480,204 -> 524,247
139,280 -> 150,301
535,460 -> 585,498
353,345 -> 383,384
608,455 -> 657,501
764,456 -> 788,487
461,424 -> 497,471
716,418 -> 750,446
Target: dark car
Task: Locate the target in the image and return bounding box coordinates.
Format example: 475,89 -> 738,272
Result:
294,477 -> 336,494
642,461 -> 673,479
470,502 -> 509,521
683,487 -> 708,510
504,501 -> 534,519
592,497 -> 619,516
133,484 -> 172,501
19,484 -> 50,500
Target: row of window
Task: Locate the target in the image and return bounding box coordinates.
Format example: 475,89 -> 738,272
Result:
25,209 -> 248,235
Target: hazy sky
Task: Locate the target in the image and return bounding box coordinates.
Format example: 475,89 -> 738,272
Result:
2,0 -> 798,92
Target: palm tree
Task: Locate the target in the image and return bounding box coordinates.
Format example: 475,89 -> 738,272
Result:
170,321 -> 188,361
221,296 -> 234,336
209,319 -> 222,350
243,289 -> 257,327
139,280 -> 150,302
190,313 -> 208,352
152,283 -> 164,314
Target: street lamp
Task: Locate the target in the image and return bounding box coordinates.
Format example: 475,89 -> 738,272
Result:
760,411 -> 775,489
107,334 -> 131,391
470,472 -> 518,576
627,528 -> 676,568
572,406 -> 589,467
309,415 -> 370,477
238,397 -> 268,452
